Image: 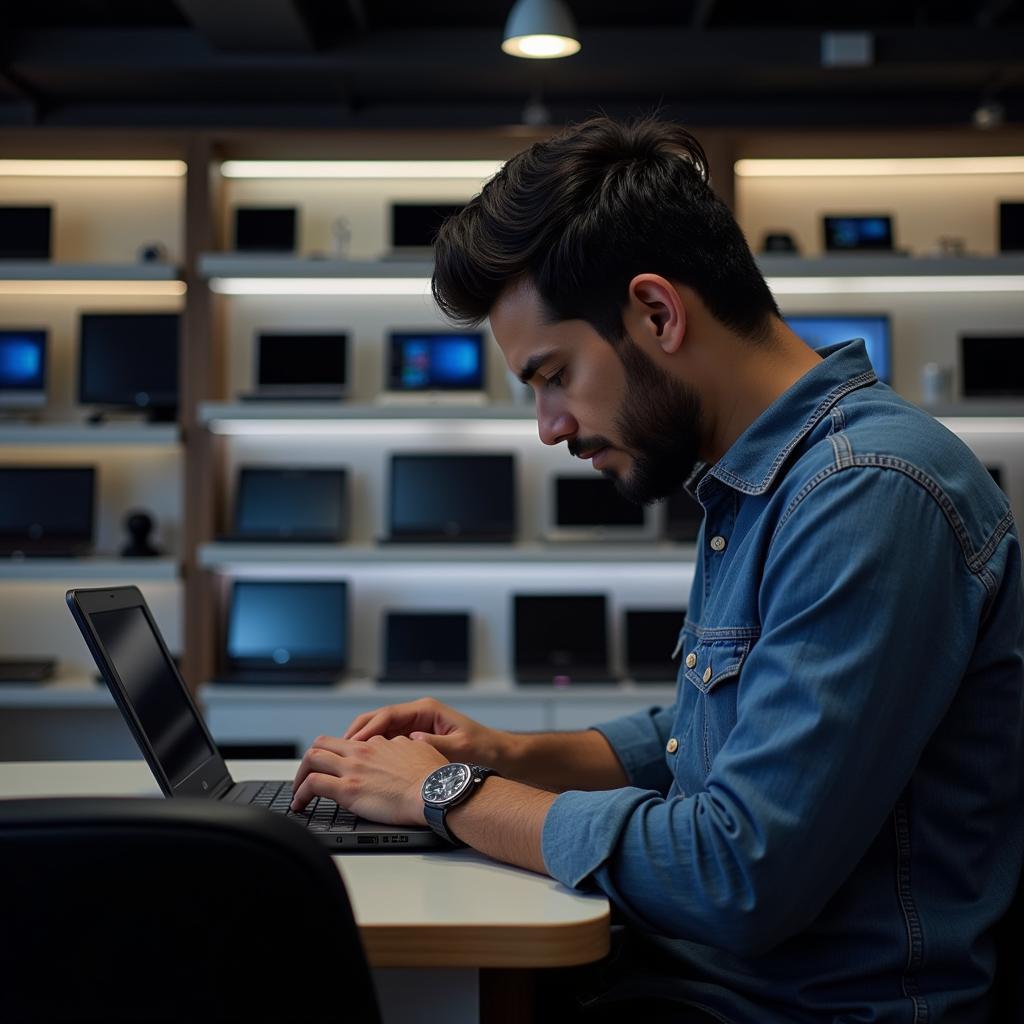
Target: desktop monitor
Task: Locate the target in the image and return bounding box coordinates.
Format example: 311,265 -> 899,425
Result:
390,203 -> 465,249
0,206 -> 52,260
823,215 -> 893,253
255,331 -> 348,393
387,453 -> 517,542
960,335 -> 1024,398
78,313 -> 180,419
514,594 -> 612,684
225,580 -> 348,672
999,202 -> 1024,253
386,331 -> 484,392
0,329 -> 47,409
785,313 -> 892,384
0,466 -> 95,556
625,608 -> 687,683
233,207 -> 297,253
231,467 -> 349,541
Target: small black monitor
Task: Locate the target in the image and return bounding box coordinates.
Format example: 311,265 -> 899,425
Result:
664,486 -> 704,543
625,609 -> 687,683
225,581 -> 347,672
0,466 -> 95,556
986,466 -> 1006,493
386,331 -> 484,391
256,331 -> 348,391
233,207 -> 297,253
999,201 -> 1024,253
513,594 -> 612,684
380,612 -> 471,683
387,453 -> 516,542
555,476 -> 646,529
78,313 -> 179,419
960,335 -> 1024,398
0,206 -> 52,260
231,467 -> 349,542
0,329 -> 47,409
823,215 -> 893,253
390,203 -> 465,249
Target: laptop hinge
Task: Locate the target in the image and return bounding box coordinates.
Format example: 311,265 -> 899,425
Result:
210,777 -> 235,800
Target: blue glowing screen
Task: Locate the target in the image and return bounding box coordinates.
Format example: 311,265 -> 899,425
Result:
0,330 -> 46,390
785,314 -> 892,384
389,332 -> 484,390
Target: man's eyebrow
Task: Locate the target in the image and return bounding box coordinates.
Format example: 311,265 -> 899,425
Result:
518,350 -> 558,385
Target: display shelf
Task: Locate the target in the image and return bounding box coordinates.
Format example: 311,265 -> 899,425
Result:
200,402 -> 534,426
0,558 -> 178,581
0,423 -> 180,446
755,255 -> 1024,278
0,262 -> 182,281
0,677 -> 113,710
198,254 -> 432,278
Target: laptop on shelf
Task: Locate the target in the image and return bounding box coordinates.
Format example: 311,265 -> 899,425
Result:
513,594 -> 618,685
378,611 -> 471,685
382,202 -> 465,261
0,329 -> 48,410
784,313 -> 892,385
239,331 -> 349,402
544,474 -> 658,542
219,580 -> 348,686
66,585 -> 444,850
218,467 -> 350,543
624,609 -> 687,684
822,214 -> 896,254
382,452 -> 517,543
0,658 -> 57,684
664,485 -> 704,544
0,466 -> 95,557
960,335 -> 1024,399
377,330 -> 487,406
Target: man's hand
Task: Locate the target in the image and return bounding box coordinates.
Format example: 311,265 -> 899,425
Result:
343,697 -> 510,772
291,734 -> 448,825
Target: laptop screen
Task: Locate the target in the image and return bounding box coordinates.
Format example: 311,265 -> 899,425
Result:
960,335 -> 1024,398
226,581 -> 347,670
387,332 -> 484,391
234,468 -> 348,539
385,612 -> 470,671
514,595 -> 608,674
257,332 -> 347,388
664,485 -> 703,542
389,453 -> 516,539
784,314 -> 891,384
390,203 -> 465,248
0,329 -> 46,407
0,467 -> 94,544
625,609 -> 687,677
90,605 -> 214,785
823,215 -> 893,252
555,476 -> 645,527
0,206 -> 51,259
79,313 -> 180,411
234,207 -> 297,252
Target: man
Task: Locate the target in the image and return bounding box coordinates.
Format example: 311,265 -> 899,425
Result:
292,117 -> 1023,1022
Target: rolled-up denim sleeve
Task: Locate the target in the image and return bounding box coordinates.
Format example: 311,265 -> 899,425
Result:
541,467 -> 991,956
591,704 -> 676,791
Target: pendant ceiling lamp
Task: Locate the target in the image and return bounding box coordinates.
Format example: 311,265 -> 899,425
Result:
501,0 -> 581,59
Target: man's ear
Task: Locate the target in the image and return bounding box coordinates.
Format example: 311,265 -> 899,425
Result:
624,274 -> 685,355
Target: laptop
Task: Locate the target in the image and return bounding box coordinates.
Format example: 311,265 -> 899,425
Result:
625,609 -> 687,683
785,314 -> 892,384
664,485 -> 704,544
219,467 -> 349,543
0,658 -> 56,684
383,453 -> 517,543
377,330 -> 486,405
219,580 -> 348,686
513,594 -> 617,685
378,611 -> 471,684
240,331 -> 349,401
545,474 -> 658,542
960,335 -> 1024,398
822,215 -> 894,254
998,201 -> 1024,253
66,585 -> 443,850
0,329 -> 47,410
233,207 -> 297,254
0,205 -> 52,260
383,202 -> 465,261
0,466 -> 95,557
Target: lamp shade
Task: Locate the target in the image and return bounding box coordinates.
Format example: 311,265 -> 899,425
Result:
502,0 -> 581,59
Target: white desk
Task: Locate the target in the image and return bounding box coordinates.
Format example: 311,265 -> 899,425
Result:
0,759 -> 610,1024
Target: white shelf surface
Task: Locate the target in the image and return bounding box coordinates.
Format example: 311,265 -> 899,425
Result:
199,254 -> 432,278
0,677 -> 114,709
0,557 -> 178,581
0,423 -> 180,446
199,541 -> 698,568
200,402 -> 534,424
0,262 -> 182,280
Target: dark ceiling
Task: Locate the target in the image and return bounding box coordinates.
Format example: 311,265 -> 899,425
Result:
1,1 -> 1022,130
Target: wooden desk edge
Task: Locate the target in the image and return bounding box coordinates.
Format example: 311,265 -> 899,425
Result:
362,909 -> 612,968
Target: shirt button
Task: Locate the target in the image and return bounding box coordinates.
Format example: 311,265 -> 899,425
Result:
666,738 -> 679,754
710,535 -> 727,552
702,666 -> 712,684
685,652 -> 697,669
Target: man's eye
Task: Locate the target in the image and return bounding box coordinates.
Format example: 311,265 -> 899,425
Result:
546,369 -> 565,388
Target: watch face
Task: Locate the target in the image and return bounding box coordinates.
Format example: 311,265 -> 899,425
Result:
422,763 -> 471,806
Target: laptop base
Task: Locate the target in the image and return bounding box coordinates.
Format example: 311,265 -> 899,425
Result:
0,658 -> 57,683
215,670 -> 342,687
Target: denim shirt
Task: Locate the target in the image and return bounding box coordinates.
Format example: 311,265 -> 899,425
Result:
541,341 -> 1024,1024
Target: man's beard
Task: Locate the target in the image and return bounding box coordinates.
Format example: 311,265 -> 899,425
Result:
610,335 -> 704,506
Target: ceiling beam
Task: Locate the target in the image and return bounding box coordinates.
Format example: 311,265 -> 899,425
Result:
173,0 -> 315,52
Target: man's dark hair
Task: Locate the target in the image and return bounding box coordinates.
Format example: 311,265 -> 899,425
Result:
432,115 -> 780,345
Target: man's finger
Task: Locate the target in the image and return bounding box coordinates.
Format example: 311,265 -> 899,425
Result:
291,772 -> 350,812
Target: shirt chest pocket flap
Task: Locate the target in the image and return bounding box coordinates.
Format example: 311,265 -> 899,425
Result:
683,634 -> 753,694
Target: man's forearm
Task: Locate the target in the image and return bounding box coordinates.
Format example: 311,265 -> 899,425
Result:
446,776 -> 556,874
498,728 -> 629,793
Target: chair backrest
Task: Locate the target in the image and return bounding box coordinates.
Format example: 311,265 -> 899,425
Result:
0,797 -> 381,1023
991,856 -> 1023,1020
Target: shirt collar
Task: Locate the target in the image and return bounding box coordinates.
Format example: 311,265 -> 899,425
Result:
686,339 -> 878,498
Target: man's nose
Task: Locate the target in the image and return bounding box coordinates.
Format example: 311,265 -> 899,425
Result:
536,399 -> 576,448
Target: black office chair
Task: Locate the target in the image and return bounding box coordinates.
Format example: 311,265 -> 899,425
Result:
991,858 -> 1023,1021
0,797 -> 381,1023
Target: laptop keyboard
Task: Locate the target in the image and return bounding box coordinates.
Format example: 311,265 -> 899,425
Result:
248,780 -> 357,833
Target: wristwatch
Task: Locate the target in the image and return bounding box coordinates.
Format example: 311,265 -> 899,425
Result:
421,762 -> 498,847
